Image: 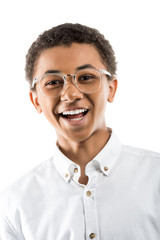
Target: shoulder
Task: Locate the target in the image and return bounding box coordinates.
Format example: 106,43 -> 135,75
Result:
0,157 -> 57,206
0,157 -> 55,238
122,145 -> 160,159
120,144 -> 160,171
0,156 -> 68,236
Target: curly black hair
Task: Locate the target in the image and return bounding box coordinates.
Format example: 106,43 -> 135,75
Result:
25,23 -> 117,89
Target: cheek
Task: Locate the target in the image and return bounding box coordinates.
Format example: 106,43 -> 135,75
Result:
89,96 -> 106,126
39,97 -> 57,121
93,90 -> 108,118
96,88 -> 108,107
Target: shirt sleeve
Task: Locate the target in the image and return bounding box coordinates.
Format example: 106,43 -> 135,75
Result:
0,212 -> 21,240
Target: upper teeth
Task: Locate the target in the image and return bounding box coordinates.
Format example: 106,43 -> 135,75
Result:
62,109 -> 87,115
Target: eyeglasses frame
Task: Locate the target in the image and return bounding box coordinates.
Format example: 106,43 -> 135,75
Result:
31,68 -> 112,96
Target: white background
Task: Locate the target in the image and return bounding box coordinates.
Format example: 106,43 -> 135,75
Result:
0,0 -> 160,192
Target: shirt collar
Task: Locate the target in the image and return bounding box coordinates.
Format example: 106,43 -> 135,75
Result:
53,145 -> 78,183
53,129 -> 122,183
90,129 -> 122,176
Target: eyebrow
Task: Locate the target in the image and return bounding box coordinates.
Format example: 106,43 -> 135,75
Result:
75,64 -> 96,71
44,69 -> 61,74
44,64 -> 96,75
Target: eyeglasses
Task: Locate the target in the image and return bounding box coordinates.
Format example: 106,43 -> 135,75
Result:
31,68 -> 112,97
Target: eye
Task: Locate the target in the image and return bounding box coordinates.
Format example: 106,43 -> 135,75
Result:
45,80 -> 64,86
43,78 -> 64,89
78,74 -> 95,82
41,73 -> 64,88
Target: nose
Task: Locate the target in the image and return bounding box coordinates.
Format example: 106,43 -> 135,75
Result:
60,81 -> 83,103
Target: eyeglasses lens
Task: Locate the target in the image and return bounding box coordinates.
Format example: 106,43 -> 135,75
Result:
39,69 -> 101,96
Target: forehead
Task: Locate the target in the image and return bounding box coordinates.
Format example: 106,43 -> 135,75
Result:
34,43 -> 105,76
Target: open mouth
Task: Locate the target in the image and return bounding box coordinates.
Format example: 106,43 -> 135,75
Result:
60,109 -> 89,121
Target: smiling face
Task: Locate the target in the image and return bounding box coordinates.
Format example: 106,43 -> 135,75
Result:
30,43 -> 117,144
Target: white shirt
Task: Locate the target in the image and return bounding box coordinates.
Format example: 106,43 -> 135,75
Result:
0,131 -> 160,240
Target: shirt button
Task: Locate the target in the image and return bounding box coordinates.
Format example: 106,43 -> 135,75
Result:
86,191 -> 92,197
74,167 -> 78,173
89,233 -> 95,239
65,173 -> 69,178
104,166 -> 109,171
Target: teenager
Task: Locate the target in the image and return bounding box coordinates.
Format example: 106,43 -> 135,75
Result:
0,23 -> 160,240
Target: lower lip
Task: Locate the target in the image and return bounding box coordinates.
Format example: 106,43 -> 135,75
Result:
60,112 -> 88,126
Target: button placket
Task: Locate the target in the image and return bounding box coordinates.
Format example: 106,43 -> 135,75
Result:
83,171 -> 99,240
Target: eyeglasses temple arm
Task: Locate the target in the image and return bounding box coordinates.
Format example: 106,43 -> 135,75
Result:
100,69 -> 112,77
31,78 -> 38,89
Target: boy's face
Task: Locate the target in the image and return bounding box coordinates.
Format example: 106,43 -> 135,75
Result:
30,43 -> 117,143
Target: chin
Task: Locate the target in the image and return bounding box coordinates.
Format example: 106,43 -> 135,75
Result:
63,129 -> 94,143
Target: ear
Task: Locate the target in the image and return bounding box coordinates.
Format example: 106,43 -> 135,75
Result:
107,78 -> 118,103
29,91 -> 42,114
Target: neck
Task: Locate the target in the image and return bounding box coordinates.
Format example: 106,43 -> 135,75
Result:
57,127 -> 111,184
